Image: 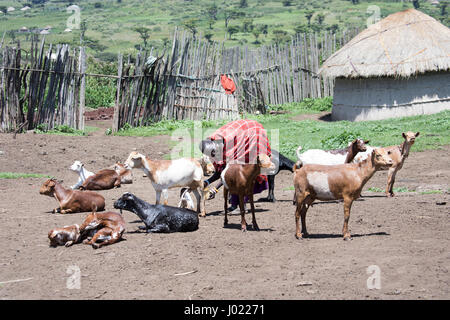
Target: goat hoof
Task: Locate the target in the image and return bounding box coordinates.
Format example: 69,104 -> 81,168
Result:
253,224 -> 260,231
343,236 -> 352,241
92,243 -> 100,249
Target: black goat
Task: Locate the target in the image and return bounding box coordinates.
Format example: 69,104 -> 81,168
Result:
113,192 -> 199,233
264,149 -> 295,202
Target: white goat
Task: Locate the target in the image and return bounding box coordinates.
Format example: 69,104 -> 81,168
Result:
296,138 -> 369,166
125,151 -> 206,216
70,161 -> 95,190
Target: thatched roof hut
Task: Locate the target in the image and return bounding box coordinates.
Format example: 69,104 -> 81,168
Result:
319,9 -> 450,121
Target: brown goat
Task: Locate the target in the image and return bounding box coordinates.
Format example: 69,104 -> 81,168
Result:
383,131 -> 419,197
79,211 -> 126,249
48,224 -> 81,247
80,169 -> 121,190
293,149 -> 393,241
222,154 -> 275,232
40,178 -> 105,214
113,162 -> 133,184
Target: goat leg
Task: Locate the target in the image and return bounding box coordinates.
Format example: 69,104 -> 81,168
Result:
386,167 -> 397,197
239,194 -> 247,232
249,193 -> 259,231
223,187 -> 229,226
342,197 -> 353,241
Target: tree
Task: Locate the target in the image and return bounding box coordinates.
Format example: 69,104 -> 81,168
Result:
439,1 -> 448,16
227,25 -> 239,39
133,26 -> 151,48
204,32 -> 214,43
239,0 -> 248,8
242,18 -> 254,33
327,23 -> 339,34
251,28 -> 261,44
224,9 -> 244,28
315,13 -> 325,25
272,29 -> 289,45
294,24 -> 309,34
305,10 -> 314,26
182,18 -> 199,36
413,0 -> 420,9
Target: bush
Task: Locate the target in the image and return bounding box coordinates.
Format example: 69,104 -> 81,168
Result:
321,130 -> 362,150
85,56 -> 117,109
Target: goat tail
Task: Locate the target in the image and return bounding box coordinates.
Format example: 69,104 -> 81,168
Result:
296,145 -> 303,160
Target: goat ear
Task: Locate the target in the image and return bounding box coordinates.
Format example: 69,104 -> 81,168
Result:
364,140 -> 370,144
415,132 -> 420,137
402,132 -> 406,139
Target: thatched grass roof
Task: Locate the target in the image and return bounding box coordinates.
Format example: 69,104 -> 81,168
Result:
319,9 -> 450,78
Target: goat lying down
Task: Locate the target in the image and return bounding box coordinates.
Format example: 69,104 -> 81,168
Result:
79,211 -> 126,249
70,161 -> 94,190
114,192 -> 199,233
40,178 -> 105,214
296,138 -> 369,165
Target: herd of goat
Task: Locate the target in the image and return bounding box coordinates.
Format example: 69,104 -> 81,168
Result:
44,130 -> 419,249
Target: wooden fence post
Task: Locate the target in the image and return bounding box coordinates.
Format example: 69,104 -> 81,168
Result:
113,53 -> 123,132
78,47 -> 86,131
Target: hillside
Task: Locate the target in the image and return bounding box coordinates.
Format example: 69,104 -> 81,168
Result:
1,0 -> 448,62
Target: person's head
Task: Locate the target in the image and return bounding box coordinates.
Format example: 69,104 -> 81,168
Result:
199,139 -> 224,161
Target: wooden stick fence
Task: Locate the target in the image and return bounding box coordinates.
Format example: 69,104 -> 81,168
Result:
0,39 -> 85,133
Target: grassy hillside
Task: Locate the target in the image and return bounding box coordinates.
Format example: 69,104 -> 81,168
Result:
1,0 -> 448,62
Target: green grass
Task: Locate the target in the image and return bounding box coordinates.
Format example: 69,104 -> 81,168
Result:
0,172 -> 50,179
114,99 -> 450,161
420,190 -> 444,195
33,124 -> 97,136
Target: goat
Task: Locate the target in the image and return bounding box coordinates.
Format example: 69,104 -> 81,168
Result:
39,178 -> 105,214
113,192 -> 199,233
293,148 -> 393,241
48,224 -> 81,247
70,161 -> 94,189
125,151 -> 206,217
352,132 -> 420,197
79,211 -> 126,249
222,154 -> 275,232
296,138 -> 369,166
80,168 -> 121,190
112,162 -> 133,184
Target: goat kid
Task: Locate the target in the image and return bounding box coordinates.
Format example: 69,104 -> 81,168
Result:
293,149 -> 393,241
48,224 -> 81,247
40,178 -> 105,214
112,162 -> 133,184
222,154 -> 275,232
114,192 -> 199,233
79,211 -> 126,249
80,168 -> 121,190
296,138 -> 369,165
125,151 -> 206,217
70,161 -> 94,189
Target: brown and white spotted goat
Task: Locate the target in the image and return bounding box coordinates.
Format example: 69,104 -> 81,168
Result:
293,148 -> 393,241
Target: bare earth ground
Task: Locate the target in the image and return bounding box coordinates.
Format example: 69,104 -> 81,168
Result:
0,120 -> 449,300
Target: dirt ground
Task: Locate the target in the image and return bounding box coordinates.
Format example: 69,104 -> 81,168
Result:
0,120 -> 448,300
